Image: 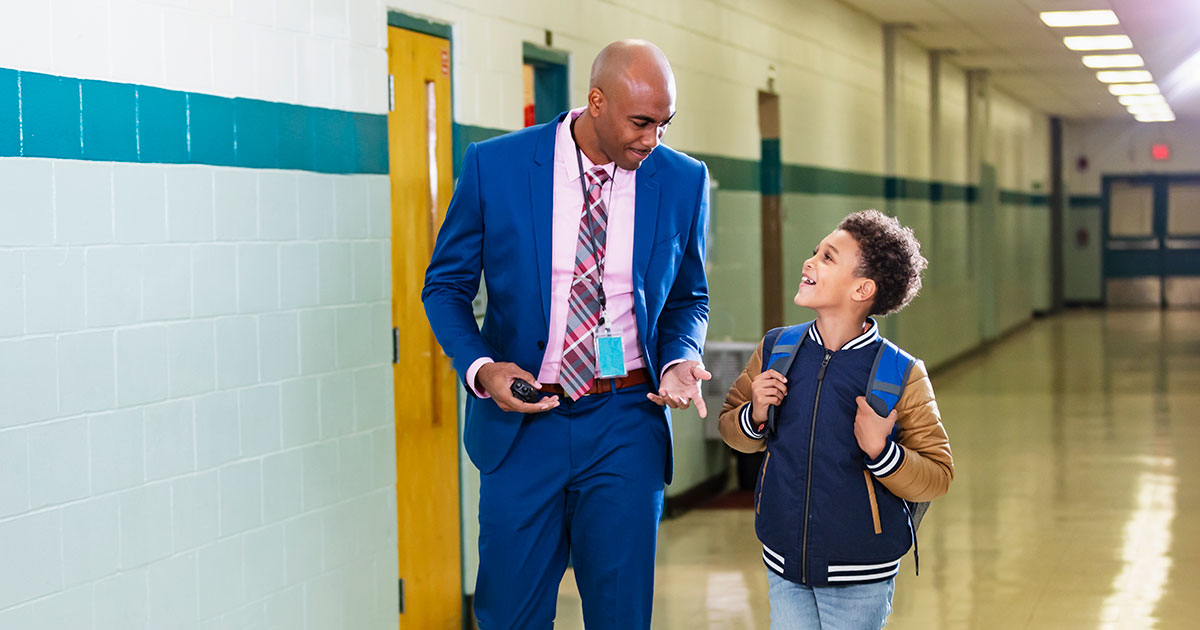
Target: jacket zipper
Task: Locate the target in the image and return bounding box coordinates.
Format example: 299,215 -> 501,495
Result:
801,349 -> 832,583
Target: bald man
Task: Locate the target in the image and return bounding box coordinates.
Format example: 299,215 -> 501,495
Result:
423,40 -> 710,629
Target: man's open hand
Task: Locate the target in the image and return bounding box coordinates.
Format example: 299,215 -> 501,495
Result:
647,360 -> 712,418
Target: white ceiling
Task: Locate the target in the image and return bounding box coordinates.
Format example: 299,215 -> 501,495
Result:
836,0 -> 1200,121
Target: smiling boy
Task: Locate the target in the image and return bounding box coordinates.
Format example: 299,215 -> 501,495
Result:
718,209 -> 953,629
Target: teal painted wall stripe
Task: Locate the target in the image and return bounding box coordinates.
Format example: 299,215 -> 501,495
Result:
0,68 -> 387,174
452,123 -> 508,177
523,42 -> 570,67
386,11 -> 452,40
449,122 -> 1048,204
1069,195 -> 1102,207
760,138 -> 781,196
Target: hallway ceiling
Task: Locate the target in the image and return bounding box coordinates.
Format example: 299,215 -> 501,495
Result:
838,0 -> 1200,122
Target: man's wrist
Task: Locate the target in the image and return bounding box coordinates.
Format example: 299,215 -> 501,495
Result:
465,357 -> 494,399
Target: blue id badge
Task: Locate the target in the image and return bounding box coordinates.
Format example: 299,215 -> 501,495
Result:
595,333 -> 627,378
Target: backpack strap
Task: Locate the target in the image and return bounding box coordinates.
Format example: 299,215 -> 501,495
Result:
865,339 -> 916,417
865,338 -> 928,574
760,322 -> 813,435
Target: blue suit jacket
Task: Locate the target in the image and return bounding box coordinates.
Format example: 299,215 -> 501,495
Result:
422,112 -> 710,479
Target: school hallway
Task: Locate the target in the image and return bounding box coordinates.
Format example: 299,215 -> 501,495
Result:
555,309 -> 1200,629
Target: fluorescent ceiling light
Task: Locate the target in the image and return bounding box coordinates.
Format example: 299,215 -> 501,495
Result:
1040,10 -> 1119,27
1097,70 -> 1154,83
1134,112 -> 1176,122
1108,83 -> 1161,95
1064,35 -> 1133,51
1083,54 -> 1144,68
1127,104 -> 1173,116
1118,94 -> 1167,106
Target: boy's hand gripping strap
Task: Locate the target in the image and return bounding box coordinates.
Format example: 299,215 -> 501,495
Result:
762,322 -> 812,435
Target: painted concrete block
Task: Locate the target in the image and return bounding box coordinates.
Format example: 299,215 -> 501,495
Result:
114,163 -> 167,243
116,325 -> 169,406
237,243 -> 280,314
317,241 -> 354,305
58,329 -> 116,415
55,160 -> 115,244
0,510 -> 61,608
298,308 -> 336,375
87,246 -> 142,327
147,551 -> 198,629
61,495 -> 121,586
194,390 -> 241,469
24,248 -> 87,334
172,470 -> 219,551
279,243 -> 320,309
94,569 -> 149,630
166,166 -> 216,241
218,459 -> 262,536
318,370 -> 355,438
0,337 -> 58,427
197,536 -> 246,620
215,315 -> 259,388
239,384 -> 281,457
192,243 -> 238,317
262,448 -> 303,522
90,408 -> 146,493
281,376 -> 321,447
29,417 -> 90,508
145,399 -> 196,481
213,168 -> 258,241
258,311 -> 300,382
0,429 -> 28,517
141,245 -> 193,320
167,319 -> 217,397
118,482 -> 173,568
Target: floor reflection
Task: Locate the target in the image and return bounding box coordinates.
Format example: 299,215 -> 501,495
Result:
554,310 -> 1199,629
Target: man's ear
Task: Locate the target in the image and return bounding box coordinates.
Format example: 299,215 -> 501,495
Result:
852,278 -> 876,304
587,87 -> 604,115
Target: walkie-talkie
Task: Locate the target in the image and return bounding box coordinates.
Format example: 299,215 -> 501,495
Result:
510,379 -> 539,403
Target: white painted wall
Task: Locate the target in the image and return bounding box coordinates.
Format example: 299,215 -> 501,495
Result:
1064,119 -> 1200,194
0,0 -> 398,627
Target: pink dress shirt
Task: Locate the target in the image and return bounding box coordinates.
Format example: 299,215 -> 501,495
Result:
467,108 -> 646,396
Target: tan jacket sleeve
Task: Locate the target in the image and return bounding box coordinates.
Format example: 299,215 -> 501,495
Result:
873,360 -> 954,502
717,339 -> 768,454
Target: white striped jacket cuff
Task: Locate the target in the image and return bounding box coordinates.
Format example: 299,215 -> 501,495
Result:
866,439 -> 904,478
739,403 -> 766,440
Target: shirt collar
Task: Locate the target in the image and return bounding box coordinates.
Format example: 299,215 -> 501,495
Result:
807,318 -> 880,351
557,107 -> 618,183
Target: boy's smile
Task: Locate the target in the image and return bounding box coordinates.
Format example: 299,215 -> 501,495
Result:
793,229 -> 867,310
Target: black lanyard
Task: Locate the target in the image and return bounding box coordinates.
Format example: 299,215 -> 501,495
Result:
570,115 -> 614,326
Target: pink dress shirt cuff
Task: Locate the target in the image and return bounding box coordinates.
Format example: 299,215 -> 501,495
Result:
660,359 -> 688,382
466,357 -> 494,399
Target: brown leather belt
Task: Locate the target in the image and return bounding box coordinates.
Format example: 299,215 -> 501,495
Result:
540,367 -> 651,397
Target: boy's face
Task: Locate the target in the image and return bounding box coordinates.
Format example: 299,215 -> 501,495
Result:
793,229 -> 874,312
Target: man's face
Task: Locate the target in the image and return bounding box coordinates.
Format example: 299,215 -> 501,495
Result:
591,78 -> 676,171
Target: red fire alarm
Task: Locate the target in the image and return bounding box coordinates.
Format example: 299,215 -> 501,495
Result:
1151,143 -> 1170,161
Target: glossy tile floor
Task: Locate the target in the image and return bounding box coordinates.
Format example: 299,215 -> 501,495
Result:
555,309 -> 1200,629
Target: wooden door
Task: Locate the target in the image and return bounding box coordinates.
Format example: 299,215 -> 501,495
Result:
387,25 -> 460,630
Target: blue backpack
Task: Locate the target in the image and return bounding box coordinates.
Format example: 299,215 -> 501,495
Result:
761,322 -> 931,533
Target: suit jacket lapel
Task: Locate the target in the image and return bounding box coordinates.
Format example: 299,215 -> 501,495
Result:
530,114 -> 563,330
633,152 -> 660,291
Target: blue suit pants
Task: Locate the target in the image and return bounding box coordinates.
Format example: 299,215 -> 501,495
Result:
474,384 -> 668,630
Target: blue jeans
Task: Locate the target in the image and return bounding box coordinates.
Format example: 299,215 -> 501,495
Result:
767,570 -> 895,629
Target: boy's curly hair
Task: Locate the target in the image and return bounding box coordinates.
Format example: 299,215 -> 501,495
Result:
837,209 -> 927,316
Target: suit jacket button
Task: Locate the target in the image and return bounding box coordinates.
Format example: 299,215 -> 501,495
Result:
537,341 -> 546,350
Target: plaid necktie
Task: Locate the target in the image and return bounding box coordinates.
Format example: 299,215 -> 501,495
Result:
559,166 -> 612,400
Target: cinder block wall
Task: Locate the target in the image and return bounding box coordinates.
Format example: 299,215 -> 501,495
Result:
0,1 -> 398,627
